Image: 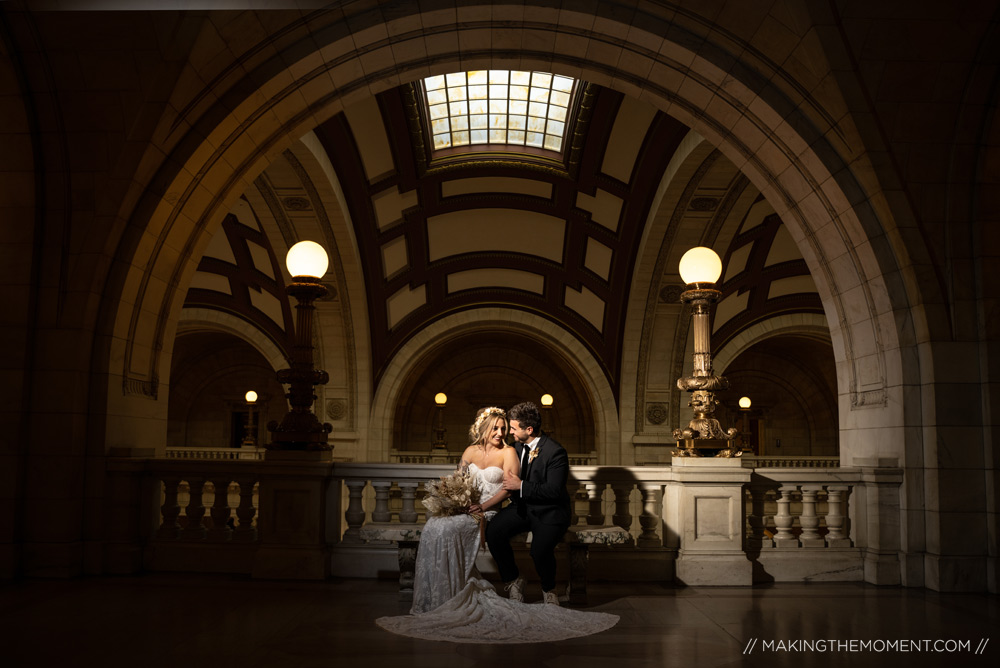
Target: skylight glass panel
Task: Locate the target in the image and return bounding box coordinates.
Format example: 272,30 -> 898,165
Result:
424,70 -> 576,152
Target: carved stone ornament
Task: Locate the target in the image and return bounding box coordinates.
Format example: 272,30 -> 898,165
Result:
645,403 -> 668,425
659,285 -> 683,304
689,197 -> 719,211
326,399 -> 347,421
283,196 -> 312,211
316,283 -> 338,301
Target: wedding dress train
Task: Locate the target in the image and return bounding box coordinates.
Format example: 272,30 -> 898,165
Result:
376,464 -> 619,643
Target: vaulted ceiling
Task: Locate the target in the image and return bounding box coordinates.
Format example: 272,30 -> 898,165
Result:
181,76 -> 823,399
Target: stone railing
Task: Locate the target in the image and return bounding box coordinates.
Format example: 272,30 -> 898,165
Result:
742,455 -> 840,468
105,457 -> 263,575
388,449 -> 598,466
105,457 -> 902,584
333,463 -> 657,545
165,446 -> 264,461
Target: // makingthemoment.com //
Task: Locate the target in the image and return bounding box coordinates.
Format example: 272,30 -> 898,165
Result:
743,638 -> 990,655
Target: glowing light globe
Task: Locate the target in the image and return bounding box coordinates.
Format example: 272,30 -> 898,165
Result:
286,240 -> 329,279
678,246 -> 722,285
739,396 -> 751,409
245,390 -> 258,403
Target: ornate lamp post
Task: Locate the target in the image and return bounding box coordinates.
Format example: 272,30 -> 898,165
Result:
739,396 -> 753,454
267,241 -> 333,451
540,393 -> 554,437
672,246 -> 740,457
431,392 -> 448,449
242,390 -> 258,448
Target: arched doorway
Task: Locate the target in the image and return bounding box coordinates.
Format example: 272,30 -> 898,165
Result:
718,334 -> 838,457
391,331 -> 595,458
167,331 -> 285,450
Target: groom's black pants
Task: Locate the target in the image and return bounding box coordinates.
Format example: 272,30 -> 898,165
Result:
486,506 -> 568,593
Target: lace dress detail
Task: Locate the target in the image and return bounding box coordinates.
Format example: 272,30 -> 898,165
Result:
407,464 -> 504,614
376,465 -> 619,643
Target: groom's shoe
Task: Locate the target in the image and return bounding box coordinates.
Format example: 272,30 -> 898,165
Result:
505,576 -> 525,602
543,589 -> 560,606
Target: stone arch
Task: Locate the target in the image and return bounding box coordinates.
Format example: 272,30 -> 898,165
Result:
99,5 -> 920,466
369,308 -> 621,464
177,307 -> 288,374
714,314 -> 832,376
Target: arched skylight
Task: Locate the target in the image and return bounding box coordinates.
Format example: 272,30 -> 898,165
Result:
423,71 -> 576,152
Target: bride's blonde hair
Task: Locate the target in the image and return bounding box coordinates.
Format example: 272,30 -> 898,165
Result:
469,406 -> 506,446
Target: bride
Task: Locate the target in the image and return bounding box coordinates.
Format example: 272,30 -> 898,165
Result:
376,406 -> 618,644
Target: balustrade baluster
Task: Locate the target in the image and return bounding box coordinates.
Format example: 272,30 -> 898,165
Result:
398,482 -> 418,524
158,477 -> 181,539
207,477 -> 233,541
585,483 -> 604,525
566,480 -> 581,526
747,485 -> 773,548
182,477 -> 207,539
799,485 -> 824,546
611,483 -> 633,532
233,476 -> 258,542
773,485 -> 799,547
825,485 -> 851,546
638,483 -> 662,547
343,479 -> 367,543
372,480 -> 392,523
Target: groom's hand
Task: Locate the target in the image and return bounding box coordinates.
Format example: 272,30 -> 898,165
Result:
502,470 -> 521,491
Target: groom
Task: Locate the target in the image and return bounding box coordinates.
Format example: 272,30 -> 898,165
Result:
486,401 -> 571,606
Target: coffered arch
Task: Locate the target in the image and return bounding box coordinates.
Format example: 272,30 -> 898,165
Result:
99,4 -> 918,467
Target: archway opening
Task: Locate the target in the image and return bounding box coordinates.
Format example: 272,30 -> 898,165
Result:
167,331 -> 285,450
391,331 -> 595,459
717,334 -> 838,458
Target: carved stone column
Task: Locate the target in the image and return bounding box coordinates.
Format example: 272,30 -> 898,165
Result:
181,478 -> 206,540
584,483 -> 604,526
638,483 -> 662,547
611,483 -> 633,532
799,485 -> 825,547
342,479 -> 367,544
233,476 -> 258,542
157,477 -> 181,540
398,481 -> 419,524
207,478 -> 233,541
773,485 -> 799,547
825,485 -> 851,547
371,480 -> 392,523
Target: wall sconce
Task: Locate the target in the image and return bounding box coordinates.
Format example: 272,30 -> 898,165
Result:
242,390 -> 258,448
432,392 -> 448,449
672,246 -> 741,457
267,241 -> 333,451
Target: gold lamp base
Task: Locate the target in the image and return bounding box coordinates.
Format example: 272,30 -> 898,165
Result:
673,438 -> 744,458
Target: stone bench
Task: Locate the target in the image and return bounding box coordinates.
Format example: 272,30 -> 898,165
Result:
358,523 -> 630,604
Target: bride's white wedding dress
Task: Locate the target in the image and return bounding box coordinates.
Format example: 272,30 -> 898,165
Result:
376,464 -> 619,643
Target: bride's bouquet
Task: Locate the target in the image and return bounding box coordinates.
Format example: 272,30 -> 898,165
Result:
422,468 -> 482,517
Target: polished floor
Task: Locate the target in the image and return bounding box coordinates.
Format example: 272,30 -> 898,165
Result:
1,574 -> 997,668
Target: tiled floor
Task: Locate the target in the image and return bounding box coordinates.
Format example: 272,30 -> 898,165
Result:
1,575 -> 996,667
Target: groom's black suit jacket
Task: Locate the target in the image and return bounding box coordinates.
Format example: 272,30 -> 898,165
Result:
511,433 -> 571,526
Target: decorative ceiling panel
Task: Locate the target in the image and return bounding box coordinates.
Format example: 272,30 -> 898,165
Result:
315,85 -> 689,395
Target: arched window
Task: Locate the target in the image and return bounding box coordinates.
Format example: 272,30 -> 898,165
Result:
423,70 -> 576,152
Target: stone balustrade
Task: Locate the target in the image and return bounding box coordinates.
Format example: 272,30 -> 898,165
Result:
104,457 -> 902,584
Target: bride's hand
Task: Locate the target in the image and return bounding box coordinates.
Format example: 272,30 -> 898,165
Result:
468,503 -> 483,515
